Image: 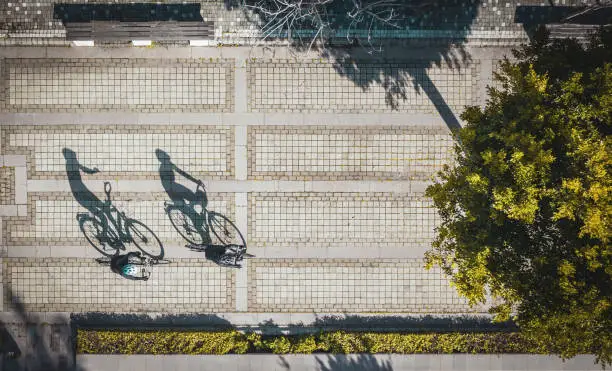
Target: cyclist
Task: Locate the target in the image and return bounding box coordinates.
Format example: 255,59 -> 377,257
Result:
202,244 -> 246,267
110,251 -> 150,281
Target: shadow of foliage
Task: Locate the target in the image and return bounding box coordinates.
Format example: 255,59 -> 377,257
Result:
70,312 -> 234,331
53,3 -> 204,23
247,314 -> 516,335
2,286 -> 86,371
311,314 -> 517,333
236,0 -> 484,130
316,354 -> 393,371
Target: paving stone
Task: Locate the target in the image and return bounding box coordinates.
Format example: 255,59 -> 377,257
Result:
248,259 -> 480,313
247,59 -> 478,113
249,125 -> 453,180
1,125 -> 235,179
1,58 -> 235,112
249,192 -> 438,248
0,166 -> 16,204
4,192 -> 234,247
3,257 -> 235,312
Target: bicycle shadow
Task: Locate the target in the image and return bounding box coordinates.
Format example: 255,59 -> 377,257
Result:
156,149 -> 246,251
156,149 -> 250,268
63,148 -> 164,259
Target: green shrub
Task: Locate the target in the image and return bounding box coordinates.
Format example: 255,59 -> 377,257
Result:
76,330 -> 560,355
291,335 -> 322,353
263,336 -> 292,354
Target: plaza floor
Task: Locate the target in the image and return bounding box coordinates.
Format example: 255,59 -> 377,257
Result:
0,35 -> 594,369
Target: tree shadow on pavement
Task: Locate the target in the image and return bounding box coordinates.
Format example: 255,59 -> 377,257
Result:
514,4 -> 611,38
249,314 -> 516,335
240,0 -> 483,131
2,286 -> 85,371
53,3 -> 204,23
310,314 -> 517,333
316,354 -> 393,371
70,312 -> 233,331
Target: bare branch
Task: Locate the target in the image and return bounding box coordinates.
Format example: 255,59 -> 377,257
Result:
243,0 -> 404,52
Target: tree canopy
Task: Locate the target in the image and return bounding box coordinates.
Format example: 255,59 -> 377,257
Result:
426,28 -> 611,364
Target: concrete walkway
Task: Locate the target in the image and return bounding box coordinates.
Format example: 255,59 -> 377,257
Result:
75,354 -> 602,371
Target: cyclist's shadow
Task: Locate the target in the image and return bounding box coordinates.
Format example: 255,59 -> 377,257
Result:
63,148 -> 164,259
156,149 -> 245,250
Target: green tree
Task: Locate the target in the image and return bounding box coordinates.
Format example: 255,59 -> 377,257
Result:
426,28 -> 612,364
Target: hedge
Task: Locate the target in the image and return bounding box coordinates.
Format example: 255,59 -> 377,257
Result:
77,330 -> 553,355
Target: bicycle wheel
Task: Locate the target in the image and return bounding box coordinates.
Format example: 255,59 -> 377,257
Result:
208,212 -> 246,247
80,216 -> 119,257
126,219 -> 164,259
167,206 -> 207,246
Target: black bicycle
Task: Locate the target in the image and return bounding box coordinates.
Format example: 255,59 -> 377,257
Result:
189,243 -> 254,268
78,182 -> 164,258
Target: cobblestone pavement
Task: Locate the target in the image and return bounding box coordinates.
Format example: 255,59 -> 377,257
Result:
1,59 -> 234,112
247,60 -> 478,113
0,45 -> 505,317
0,166 -> 15,204
4,258 -> 235,312
248,259 -> 475,313
249,193 -> 438,248
2,125 -> 235,179
249,126 -> 453,180
5,193 -> 234,246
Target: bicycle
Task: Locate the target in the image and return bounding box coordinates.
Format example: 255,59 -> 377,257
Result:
190,243 -> 255,268
165,181 -> 246,248
78,182 -> 164,258
95,255 -> 170,279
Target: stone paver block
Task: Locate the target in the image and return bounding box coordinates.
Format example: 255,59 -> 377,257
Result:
249,125 -> 453,180
247,59 -> 478,113
4,192 -> 235,246
249,192 -> 439,248
0,166 -> 16,204
1,58 -> 235,112
3,257 -> 235,312
248,258 -> 479,313
2,125 -> 235,180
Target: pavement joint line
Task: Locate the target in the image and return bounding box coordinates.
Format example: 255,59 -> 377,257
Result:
14,166 -> 27,205
25,180 -> 432,193
234,58 -> 248,113
0,205 -> 18,217
0,46 -> 517,60
235,259 -> 248,312
234,126 -> 248,180
479,57 -> 494,108
5,246 -> 430,259
0,113 -> 454,127
0,257 -> 3,310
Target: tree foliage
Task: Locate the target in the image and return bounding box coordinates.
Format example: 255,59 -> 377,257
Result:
426,28 -> 612,364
